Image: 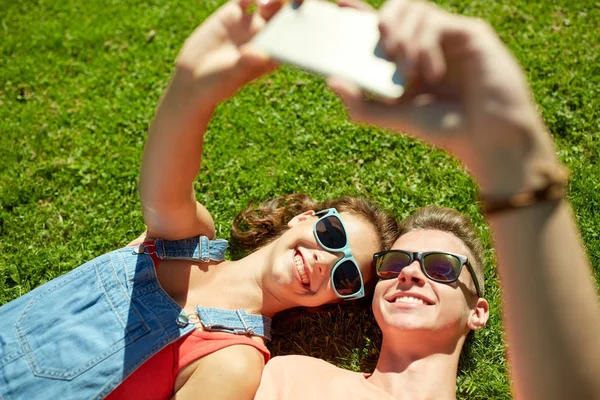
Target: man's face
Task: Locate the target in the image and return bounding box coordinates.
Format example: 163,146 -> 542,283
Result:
372,229 -> 488,340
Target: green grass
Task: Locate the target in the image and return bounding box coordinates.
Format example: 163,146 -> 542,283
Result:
1,0 -> 598,398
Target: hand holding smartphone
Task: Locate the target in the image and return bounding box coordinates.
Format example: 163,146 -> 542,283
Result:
251,0 -> 404,99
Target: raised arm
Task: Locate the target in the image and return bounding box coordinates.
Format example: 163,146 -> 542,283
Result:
329,1 -> 600,398
139,0 -> 280,240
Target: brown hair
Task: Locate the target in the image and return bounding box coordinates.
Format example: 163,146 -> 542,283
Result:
231,193 -> 399,300
398,206 -> 486,297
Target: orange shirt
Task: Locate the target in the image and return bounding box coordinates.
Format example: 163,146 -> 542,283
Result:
107,330 -> 270,399
254,355 -> 394,399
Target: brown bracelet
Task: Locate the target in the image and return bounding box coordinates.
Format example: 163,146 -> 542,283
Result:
480,164 -> 570,216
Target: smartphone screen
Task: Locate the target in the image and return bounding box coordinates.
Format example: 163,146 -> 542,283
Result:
251,0 -> 404,99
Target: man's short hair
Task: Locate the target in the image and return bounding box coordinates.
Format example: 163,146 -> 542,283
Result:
398,206 -> 486,297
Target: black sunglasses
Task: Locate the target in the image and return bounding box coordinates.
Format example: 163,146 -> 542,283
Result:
313,208 -> 365,300
373,250 -> 482,297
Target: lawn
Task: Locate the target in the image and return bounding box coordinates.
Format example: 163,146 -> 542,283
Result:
0,0 -> 598,398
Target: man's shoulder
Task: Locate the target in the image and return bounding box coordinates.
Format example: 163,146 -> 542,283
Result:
265,355 -> 358,376
266,355 -> 336,368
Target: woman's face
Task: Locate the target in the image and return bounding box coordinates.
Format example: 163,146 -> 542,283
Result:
372,229 -> 488,339
266,211 -> 380,308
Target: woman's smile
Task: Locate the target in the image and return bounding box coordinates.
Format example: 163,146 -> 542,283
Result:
293,248 -> 312,290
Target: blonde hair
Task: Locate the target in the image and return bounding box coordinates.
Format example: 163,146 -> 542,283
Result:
398,206 -> 485,297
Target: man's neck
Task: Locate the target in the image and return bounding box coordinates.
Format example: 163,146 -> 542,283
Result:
368,335 -> 463,400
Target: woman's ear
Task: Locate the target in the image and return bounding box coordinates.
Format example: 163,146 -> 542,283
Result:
467,297 -> 489,331
287,210 -> 316,228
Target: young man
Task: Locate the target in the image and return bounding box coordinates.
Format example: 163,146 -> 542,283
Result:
256,206 -> 489,399
254,0 -> 600,398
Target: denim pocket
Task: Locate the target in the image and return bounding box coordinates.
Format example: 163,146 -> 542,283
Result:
14,252 -> 150,380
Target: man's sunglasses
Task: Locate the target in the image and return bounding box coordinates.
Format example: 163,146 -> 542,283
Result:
313,208 -> 365,300
373,250 -> 482,297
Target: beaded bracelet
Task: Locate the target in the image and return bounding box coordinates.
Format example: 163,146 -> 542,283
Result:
481,164 -> 570,216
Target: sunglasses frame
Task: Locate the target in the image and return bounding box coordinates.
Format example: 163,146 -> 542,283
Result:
313,208 -> 365,300
373,250 -> 482,297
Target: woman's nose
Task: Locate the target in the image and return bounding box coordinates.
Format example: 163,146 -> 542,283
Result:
311,251 -> 326,276
316,249 -> 340,276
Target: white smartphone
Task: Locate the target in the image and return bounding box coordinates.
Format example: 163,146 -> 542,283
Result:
251,0 -> 404,99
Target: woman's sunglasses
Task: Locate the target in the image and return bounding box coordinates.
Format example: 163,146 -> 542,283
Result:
313,208 -> 365,300
373,250 -> 482,297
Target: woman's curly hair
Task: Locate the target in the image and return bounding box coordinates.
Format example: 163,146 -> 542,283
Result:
231,193 -> 399,304
232,193 -> 398,257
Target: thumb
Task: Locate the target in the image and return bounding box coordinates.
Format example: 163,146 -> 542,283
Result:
327,76 -> 410,131
327,76 -> 365,111
237,44 -> 278,78
328,76 -> 464,143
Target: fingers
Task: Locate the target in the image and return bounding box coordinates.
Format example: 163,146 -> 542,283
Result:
257,0 -> 284,21
294,0 -> 375,12
237,0 -> 255,11
378,0 -> 451,84
381,2 -> 425,79
235,0 -> 283,20
327,77 -> 364,110
416,15 -> 446,83
336,0 -> 375,12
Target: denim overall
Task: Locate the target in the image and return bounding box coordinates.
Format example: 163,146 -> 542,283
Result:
0,237 -> 272,400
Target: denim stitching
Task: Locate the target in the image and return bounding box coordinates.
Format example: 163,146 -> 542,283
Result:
15,282 -> 72,378
0,349 -> 22,369
119,250 -> 133,290
200,236 -> 209,262
13,258 -> 150,380
197,305 -> 214,327
130,251 -> 162,297
95,264 -> 128,329
236,309 -> 252,334
107,254 -> 152,335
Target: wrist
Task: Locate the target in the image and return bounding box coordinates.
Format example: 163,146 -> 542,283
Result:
479,163 -> 569,216
472,121 -> 562,197
168,68 -> 220,114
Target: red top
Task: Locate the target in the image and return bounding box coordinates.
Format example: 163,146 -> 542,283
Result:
106,242 -> 270,400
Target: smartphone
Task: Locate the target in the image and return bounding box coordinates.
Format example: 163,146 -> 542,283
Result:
251,0 -> 404,99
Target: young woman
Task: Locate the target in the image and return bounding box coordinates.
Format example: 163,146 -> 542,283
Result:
0,1 -> 398,399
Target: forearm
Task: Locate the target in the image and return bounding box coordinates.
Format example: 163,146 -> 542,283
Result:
489,189 -> 600,398
139,71 -> 215,221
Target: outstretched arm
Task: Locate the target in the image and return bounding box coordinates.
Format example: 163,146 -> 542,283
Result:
139,0 -> 280,240
330,1 -> 600,398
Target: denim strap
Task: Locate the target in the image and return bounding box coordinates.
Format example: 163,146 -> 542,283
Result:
154,237 -> 228,262
191,305 -> 272,341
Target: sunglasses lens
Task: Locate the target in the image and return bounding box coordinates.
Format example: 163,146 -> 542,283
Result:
315,215 -> 347,250
332,260 -> 362,296
422,253 -> 461,282
377,252 -> 411,279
